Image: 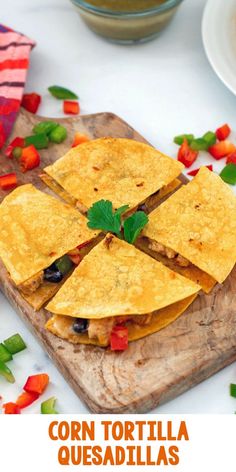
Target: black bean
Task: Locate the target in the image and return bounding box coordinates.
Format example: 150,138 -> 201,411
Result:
44,263 -> 64,283
72,318 -> 89,333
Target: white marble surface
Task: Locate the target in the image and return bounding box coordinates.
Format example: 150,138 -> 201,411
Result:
0,0 -> 236,413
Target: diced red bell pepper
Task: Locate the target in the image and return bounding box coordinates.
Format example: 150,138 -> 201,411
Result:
20,145 -> 40,172
110,326 -> 128,351
208,141 -> 236,160
0,173 -> 17,190
5,137 -> 25,159
216,124 -> 231,141
72,132 -> 89,147
3,402 -> 21,414
23,373 -> 49,395
187,164 -> 213,177
226,151 -> 236,165
177,139 -> 198,168
68,252 -> 82,265
21,93 -> 41,114
16,391 -> 39,409
63,100 -> 80,115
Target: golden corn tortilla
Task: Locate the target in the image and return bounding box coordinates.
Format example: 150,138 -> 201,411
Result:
135,237 -> 216,294
46,234 -> 200,318
43,138 -> 184,213
0,184 -> 99,286
41,173 -> 182,214
142,167 -> 236,284
46,294 -> 197,347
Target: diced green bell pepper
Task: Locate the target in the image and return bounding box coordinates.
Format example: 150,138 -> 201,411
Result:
33,121 -> 59,136
220,164 -> 236,185
0,343 -> 12,363
55,255 -> 73,275
190,138 -> 209,151
174,134 -> 194,146
202,131 -> 216,147
49,125 -> 67,144
0,360 -> 15,383
230,383 -> 236,398
25,133 -> 49,149
41,396 -> 58,414
4,333 -> 27,355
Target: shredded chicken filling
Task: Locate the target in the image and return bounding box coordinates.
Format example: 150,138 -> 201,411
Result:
148,240 -> 190,267
87,313 -> 152,345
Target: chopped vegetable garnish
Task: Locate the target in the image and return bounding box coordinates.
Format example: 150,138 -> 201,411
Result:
230,383 -> 236,398
187,165 -> 213,177
123,211 -> 148,244
209,141 -> 236,160
0,360 -> 15,383
12,146 -> 22,160
220,163 -> 236,185
226,151 -> 236,165
4,333 -> 26,355
110,326 -> 128,351
23,373 -> 49,395
20,145 -> 40,172
5,137 -> 25,158
55,255 -> 73,275
33,121 -> 59,136
68,249 -> 82,266
216,124 -> 231,141
174,134 -> 194,145
72,132 -> 89,147
16,391 -> 39,409
49,125 -> 67,144
0,173 -> 17,190
177,139 -> 198,168
87,200 -> 129,237
190,138 -> 209,151
202,131 -> 216,147
21,93 -> 41,114
0,343 -> 12,363
41,396 -> 58,414
63,100 -> 80,115
3,402 -> 21,414
48,85 -> 78,100
25,133 -> 49,150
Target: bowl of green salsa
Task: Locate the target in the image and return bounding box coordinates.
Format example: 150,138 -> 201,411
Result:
71,0 -> 184,44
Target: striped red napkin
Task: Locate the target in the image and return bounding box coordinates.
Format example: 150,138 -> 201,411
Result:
0,24 -> 35,149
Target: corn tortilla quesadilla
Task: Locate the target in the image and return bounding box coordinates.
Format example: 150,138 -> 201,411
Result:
139,167 -> 236,290
42,138 -> 184,215
46,234 -> 200,347
0,184 -> 100,309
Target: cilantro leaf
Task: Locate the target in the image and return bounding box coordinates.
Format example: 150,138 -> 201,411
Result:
87,200 -> 129,236
123,211 -> 149,244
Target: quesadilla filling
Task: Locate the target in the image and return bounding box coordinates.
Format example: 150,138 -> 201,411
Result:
18,242 -> 91,297
71,313 -> 153,348
148,240 -> 190,268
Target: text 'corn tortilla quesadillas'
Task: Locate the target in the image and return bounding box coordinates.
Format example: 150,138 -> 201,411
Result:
0,184 -> 100,309
42,138 -> 184,215
46,234 -> 200,347
140,167 -> 236,288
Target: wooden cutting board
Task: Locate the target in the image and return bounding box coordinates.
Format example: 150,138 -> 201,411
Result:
1,109 -> 236,413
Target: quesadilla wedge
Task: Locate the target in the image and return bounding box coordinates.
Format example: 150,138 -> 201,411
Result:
0,184 -> 100,309
46,234 -> 200,348
41,138 -> 183,215
138,167 -> 236,292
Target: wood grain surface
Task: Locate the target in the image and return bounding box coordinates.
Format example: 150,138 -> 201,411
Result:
0,109 -> 236,413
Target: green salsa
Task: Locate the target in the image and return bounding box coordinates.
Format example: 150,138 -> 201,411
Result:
85,0 -> 168,12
